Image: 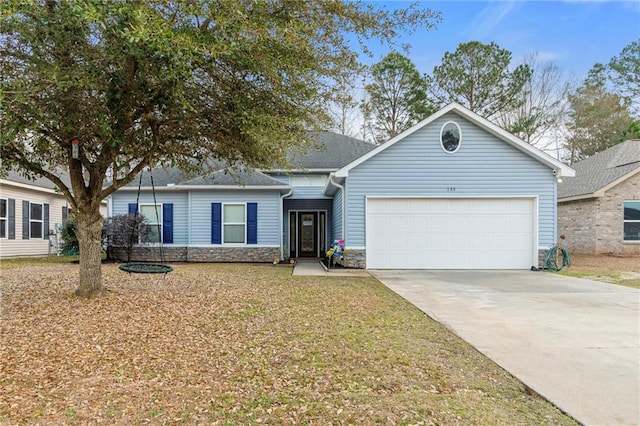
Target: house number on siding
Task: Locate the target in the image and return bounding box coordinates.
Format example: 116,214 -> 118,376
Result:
447,187 -> 456,192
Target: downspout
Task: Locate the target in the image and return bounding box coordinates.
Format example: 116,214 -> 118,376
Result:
279,188 -> 293,260
329,174 -> 345,242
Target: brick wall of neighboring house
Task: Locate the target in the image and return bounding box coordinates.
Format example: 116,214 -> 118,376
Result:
558,172 -> 640,256
557,198 -> 599,254
597,172 -> 640,255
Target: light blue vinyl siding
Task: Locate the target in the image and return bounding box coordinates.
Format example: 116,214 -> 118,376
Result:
111,190 -> 281,246
111,191 -> 189,244
189,190 -> 280,245
332,188 -> 343,240
290,186 -> 331,199
345,112 -> 557,247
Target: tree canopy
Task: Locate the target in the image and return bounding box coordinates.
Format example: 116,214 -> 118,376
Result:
497,53 -> 571,150
564,40 -> 640,163
427,41 -> 531,119
564,81 -> 638,163
362,51 -> 435,143
0,0 -> 440,296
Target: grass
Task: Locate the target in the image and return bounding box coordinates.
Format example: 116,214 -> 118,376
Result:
0,260 -> 575,425
559,253 -> 640,289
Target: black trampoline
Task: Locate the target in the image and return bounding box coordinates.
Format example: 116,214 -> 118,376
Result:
119,262 -> 173,274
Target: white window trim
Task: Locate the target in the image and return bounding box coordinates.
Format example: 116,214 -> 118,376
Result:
623,200 -> 640,243
139,203 -> 163,244
440,120 -> 462,154
222,202 -> 247,245
30,202 -> 43,239
0,198 -> 7,239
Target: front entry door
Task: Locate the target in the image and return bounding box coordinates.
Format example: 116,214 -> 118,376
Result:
298,212 -> 317,257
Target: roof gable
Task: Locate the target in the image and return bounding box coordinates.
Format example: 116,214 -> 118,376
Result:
558,140 -> 640,200
334,103 -> 575,178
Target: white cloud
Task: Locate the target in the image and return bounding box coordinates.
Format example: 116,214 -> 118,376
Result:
467,1 -> 517,39
531,51 -> 561,62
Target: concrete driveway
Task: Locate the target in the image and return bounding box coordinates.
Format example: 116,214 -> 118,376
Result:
370,270 -> 640,426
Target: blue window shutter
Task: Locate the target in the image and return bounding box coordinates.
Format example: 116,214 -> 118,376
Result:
162,203 -> 173,244
22,201 -> 29,239
8,199 -> 15,240
211,203 -> 221,244
128,203 -> 138,216
247,202 -> 257,244
43,203 -> 49,240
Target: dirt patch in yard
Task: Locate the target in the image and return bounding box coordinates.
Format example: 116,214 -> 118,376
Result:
0,262 -> 576,425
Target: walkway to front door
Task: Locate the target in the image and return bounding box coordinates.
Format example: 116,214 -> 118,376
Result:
289,210 -> 326,258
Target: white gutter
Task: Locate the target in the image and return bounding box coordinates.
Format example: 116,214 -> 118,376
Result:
117,185 -> 290,191
328,174 -> 345,241
279,188 -> 293,260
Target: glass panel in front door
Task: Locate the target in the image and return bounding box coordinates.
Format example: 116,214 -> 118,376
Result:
301,213 -> 315,253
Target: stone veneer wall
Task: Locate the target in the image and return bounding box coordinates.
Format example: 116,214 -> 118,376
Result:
341,248 -> 547,270
558,172 -> 640,256
341,249 -> 366,269
108,246 -> 280,263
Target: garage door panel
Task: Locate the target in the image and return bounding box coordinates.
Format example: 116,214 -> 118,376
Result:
366,198 -> 534,269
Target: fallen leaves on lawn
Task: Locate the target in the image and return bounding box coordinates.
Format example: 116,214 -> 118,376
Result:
1,263 -> 576,425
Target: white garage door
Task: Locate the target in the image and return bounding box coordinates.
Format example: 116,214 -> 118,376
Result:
366,198 -> 535,269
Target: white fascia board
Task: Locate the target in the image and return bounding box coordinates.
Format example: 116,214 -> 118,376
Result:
335,102 -> 575,178
262,168 -> 337,173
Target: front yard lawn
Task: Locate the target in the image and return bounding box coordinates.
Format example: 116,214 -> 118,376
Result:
1,262 -> 575,425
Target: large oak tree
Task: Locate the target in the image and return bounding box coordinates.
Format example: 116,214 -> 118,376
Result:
1,1 -> 439,296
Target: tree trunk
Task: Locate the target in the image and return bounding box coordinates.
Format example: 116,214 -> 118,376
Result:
74,210 -> 104,297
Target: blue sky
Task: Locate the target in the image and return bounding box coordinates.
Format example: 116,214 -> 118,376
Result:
365,1 -> 639,82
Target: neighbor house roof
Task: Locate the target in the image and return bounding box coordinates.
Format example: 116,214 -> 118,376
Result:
283,131 -> 376,171
333,103 -> 575,179
558,140 -> 640,201
0,169 -> 70,194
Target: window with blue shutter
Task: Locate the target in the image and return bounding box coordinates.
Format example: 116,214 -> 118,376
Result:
163,203 -> 173,244
247,202 -> 257,244
128,203 -> 138,216
211,203 -> 221,244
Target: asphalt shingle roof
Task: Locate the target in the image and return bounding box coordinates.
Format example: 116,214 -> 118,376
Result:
287,131 -> 376,169
2,169 -> 70,191
123,165 -> 287,188
558,140 -> 640,199
122,131 -> 374,188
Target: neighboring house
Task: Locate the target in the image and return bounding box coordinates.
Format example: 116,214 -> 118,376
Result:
108,103 -> 574,269
0,171 -> 108,258
0,172 -> 63,257
558,140 -> 640,256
